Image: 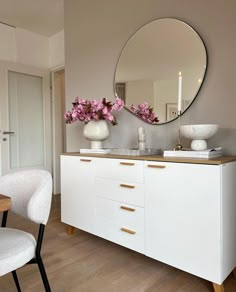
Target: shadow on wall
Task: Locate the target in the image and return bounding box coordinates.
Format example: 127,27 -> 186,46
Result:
106,109 -> 181,151
208,128 -> 236,156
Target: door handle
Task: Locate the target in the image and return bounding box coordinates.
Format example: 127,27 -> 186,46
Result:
2,131 -> 15,135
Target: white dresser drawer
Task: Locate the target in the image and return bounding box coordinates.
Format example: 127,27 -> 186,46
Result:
95,177 -> 144,207
96,158 -> 144,183
95,197 -> 145,253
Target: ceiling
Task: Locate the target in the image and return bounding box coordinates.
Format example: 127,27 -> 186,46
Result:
0,0 -> 64,37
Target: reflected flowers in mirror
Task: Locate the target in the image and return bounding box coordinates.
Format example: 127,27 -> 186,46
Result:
130,102 -> 159,124
64,97 -> 124,126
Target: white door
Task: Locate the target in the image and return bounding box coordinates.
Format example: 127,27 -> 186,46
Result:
0,61 -> 51,175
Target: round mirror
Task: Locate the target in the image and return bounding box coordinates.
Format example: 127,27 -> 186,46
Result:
114,18 -> 207,124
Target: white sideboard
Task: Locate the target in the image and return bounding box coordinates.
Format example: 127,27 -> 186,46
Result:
61,154 -> 236,290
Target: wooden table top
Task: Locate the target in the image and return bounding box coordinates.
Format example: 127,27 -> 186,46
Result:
0,194 -> 11,212
62,152 -> 236,165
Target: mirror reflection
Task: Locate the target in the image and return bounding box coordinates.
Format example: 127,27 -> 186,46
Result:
114,18 -> 207,124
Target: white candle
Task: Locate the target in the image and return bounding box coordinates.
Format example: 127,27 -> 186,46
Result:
178,72 -> 182,112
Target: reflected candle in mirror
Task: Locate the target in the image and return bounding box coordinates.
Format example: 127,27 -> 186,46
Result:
178,72 -> 182,112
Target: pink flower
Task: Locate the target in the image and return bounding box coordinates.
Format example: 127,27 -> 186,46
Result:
112,97 -> 124,112
102,107 -> 108,115
130,102 -> 159,124
64,96 -> 124,125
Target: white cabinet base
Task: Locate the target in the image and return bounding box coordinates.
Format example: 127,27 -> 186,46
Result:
61,155 -> 236,289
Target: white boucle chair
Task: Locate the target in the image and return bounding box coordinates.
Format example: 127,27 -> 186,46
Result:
0,169 -> 52,292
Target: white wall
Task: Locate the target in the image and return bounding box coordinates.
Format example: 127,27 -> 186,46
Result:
126,80 -> 154,108
0,24 -> 16,61
0,23 -> 64,70
0,23 -> 49,68
64,0 -> 236,154
49,30 -> 65,69
16,28 -> 50,68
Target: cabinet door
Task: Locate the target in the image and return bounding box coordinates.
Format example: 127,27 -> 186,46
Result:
145,161 -> 221,283
61,155 -> 96,233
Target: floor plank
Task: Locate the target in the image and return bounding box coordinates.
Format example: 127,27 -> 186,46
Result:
1,195 -> 236,292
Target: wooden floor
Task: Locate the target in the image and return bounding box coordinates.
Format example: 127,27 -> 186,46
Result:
1,195 -> 236,292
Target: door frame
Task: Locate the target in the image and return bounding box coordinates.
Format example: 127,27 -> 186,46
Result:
51,67 -> 66,194
0,60 -> 51,174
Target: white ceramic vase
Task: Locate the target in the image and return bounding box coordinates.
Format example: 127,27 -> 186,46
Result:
83,120 -> 109,149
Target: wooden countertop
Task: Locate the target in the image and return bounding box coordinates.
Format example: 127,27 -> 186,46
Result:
62,152 -> 236,165
0,194 -> 11,212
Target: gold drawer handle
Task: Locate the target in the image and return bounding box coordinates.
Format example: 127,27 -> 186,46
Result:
147,164 -> 166,169
120,162 -> 135,166
80,159 -> 92,162
120,227 -> 136,235
120,184 -> 135,189
120,205 -> 136,212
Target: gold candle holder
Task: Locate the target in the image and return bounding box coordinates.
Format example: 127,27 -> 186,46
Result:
173,110 -> 183,151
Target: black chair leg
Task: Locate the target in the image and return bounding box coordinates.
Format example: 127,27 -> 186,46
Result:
12,270 -> 21,292
1,211 -> 8,227
37,257 -> 51,292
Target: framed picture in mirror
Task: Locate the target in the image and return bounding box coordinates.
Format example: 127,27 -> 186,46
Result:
166,103 -> 178,121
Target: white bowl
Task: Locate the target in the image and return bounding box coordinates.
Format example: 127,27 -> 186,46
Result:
180,124 -> 219,150
180,124 -> 219,140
